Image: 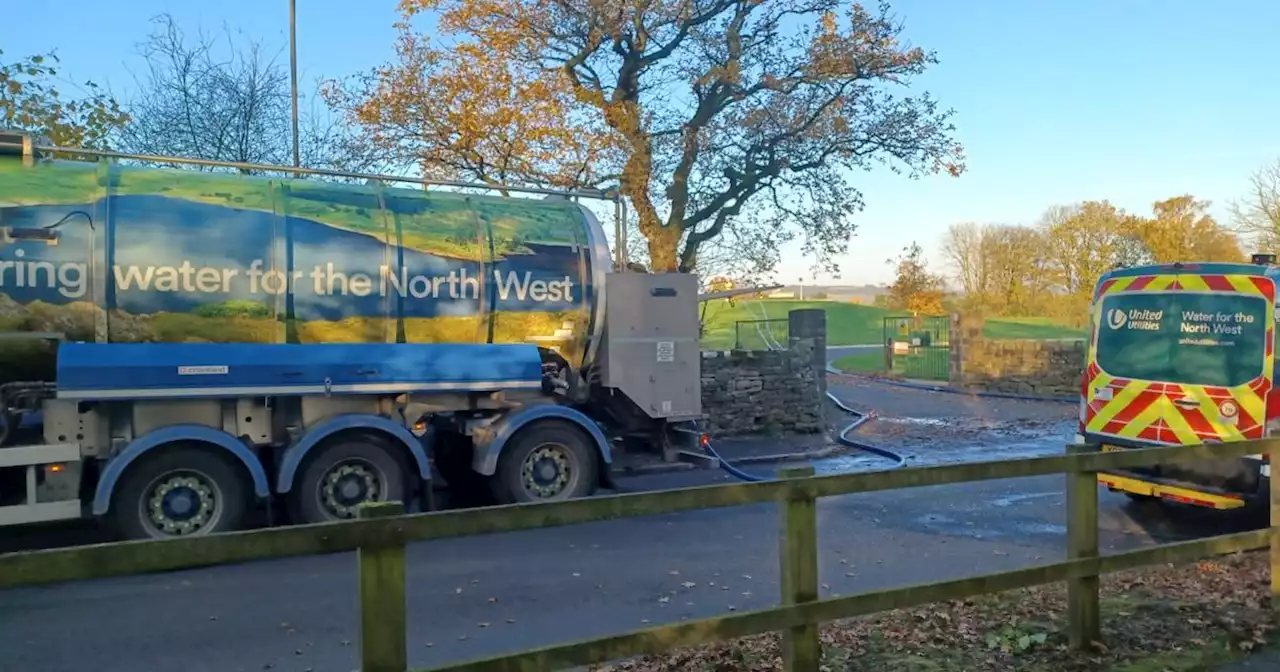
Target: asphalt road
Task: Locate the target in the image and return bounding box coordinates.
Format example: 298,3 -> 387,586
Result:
0,464 -> 1258,672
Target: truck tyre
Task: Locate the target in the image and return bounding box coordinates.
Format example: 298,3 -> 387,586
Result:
287,438 -> 408,525
491,420 -> 598,504
111,446 -> 250,541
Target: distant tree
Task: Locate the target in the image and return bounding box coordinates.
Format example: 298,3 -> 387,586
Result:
1131,195 -> 1243,264
939,222 -> 987,303
886,242 -> 945,314
1230,160 -> 1280,253
940,222 -> 1047,316
0,48 -> 129,149
1040,201 -> 1140,291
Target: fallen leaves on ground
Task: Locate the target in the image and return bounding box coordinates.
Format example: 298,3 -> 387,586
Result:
591,550 -> 1275,671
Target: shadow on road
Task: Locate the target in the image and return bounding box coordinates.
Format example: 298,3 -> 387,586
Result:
1102,494 -> 1266,545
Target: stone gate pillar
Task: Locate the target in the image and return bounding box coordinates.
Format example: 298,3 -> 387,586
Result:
788,308 -> 827,397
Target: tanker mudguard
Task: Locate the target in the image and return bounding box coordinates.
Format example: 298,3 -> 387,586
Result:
55,342 -> 546,400
275,412 -> 432,494
91,423 -> 272,515
470,404 -> 613,476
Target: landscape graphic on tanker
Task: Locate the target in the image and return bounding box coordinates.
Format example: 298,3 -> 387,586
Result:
0,157 -> 604,382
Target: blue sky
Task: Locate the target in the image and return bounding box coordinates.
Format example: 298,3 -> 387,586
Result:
4,0 -> 1278,286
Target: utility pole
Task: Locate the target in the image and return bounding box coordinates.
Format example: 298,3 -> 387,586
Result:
289,0 -> 301,168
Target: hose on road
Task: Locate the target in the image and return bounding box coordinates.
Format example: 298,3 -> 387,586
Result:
692,390 -> 906,483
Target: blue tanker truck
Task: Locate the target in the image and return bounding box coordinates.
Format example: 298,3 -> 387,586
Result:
0,130 -> 714,540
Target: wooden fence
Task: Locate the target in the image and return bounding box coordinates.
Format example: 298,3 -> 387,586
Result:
1,440 -> 1277,672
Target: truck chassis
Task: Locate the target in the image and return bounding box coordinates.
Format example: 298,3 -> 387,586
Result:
0,340 -> 630,539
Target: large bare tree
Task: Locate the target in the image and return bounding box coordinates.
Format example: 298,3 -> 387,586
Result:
118,14 -> 366,173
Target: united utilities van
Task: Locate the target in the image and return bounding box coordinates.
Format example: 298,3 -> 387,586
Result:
1080,259 -> 1278,509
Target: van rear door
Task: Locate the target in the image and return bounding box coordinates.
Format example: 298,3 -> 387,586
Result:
1085,272 -> 1274,446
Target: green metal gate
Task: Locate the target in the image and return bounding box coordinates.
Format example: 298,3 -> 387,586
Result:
882,315 -> 950,381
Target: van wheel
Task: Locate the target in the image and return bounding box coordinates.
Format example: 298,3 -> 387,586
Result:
112,446 -> 249,541
491,421 -> 597,504
288,438 -> 407,525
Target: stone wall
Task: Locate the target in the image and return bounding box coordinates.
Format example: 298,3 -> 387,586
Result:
699,341 -> 825,436
949,314 -> 1085,399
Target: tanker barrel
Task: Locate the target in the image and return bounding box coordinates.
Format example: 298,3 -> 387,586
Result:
0,147 -> 613,385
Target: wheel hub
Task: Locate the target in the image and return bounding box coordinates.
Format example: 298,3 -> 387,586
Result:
320,461 -> 382,519
521,444 -> 572,499
145,473 -> 219,536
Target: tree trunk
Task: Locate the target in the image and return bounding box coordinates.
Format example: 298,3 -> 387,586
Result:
645,221 -> 683,273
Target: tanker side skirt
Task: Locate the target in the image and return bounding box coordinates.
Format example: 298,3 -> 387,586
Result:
55,341 -> 548,400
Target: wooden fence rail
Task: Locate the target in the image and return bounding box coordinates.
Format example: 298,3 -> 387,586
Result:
2,439 -> 1277,672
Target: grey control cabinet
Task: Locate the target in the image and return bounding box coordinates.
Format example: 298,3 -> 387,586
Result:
599,272 -> 702,420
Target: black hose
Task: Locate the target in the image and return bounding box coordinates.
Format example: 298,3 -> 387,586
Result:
690,390 -> 906,482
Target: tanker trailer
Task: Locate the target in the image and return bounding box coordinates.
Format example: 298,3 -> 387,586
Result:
0,132 -> 709,539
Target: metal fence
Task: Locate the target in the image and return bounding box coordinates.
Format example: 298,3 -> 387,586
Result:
2,439 -> 1276,671
734,318 -> 790,350
883,315 -> 951,381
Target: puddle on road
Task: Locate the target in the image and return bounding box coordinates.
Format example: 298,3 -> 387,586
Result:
812,418 -> 1074,476
1015,522 -> 1068,535
909,513 -> 1067,540
874,416 -> 949,427
990,491 -> 1062,507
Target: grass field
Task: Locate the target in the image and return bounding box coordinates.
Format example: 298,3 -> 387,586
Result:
830,351 -> 885,375
700,300 -> 1085,349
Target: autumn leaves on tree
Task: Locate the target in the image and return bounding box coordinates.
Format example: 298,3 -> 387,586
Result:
0,49 -> 129,150
885,242 -> 945,315
329,0 -> 965,276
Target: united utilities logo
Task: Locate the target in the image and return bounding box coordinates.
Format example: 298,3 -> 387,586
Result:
1107,308 -> 1163,331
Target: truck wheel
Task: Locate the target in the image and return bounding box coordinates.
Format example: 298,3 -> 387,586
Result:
112,446 -> 249,541
288,438 -> 407,524
492,421 -> 598,504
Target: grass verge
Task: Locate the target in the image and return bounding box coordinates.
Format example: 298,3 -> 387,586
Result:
593,551 -> 1274,671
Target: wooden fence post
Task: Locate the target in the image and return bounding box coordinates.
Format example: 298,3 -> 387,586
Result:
779,466 -> 820,671
1066,445 -> 1100,648
358,501 -> 408,672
